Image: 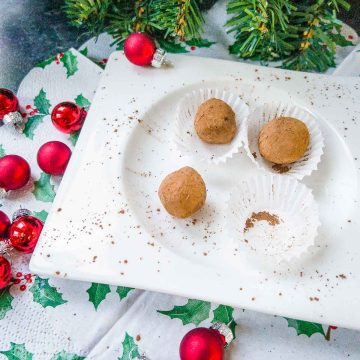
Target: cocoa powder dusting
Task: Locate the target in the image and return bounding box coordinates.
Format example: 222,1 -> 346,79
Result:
272,164 -> 290,174
244,211 -> 280,232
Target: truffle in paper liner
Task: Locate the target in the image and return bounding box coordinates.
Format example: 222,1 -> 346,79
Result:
226,174 -> 320,264
174,88 -> 249,164
244,102 -> 324,180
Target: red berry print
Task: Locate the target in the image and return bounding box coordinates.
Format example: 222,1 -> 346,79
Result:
13,278 -> 21,284
190,46 -> 196,51
20,284 -> 26,291
25,104 -> 39,117
16,272 -> 22,278
348,35 -> 354,40
24,273 -> 32,280
59,52 -> 64,58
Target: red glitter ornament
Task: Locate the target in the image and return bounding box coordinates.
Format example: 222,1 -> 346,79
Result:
0,211 -> 10,240
0,89 -> 23,129
51,101 -> 87,134
124,32 -> 167,67
9,212 -> 43,253
0,256 -> 11,289
37,141 -> 72,176
0,155 -> 31,194
179,323 -> 233,360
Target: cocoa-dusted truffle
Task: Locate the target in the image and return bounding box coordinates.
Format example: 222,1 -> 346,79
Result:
194,98 -> 236,144
158,166 -> 206,218
258,117 -> 310,164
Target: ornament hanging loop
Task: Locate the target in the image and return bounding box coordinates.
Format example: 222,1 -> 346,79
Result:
151,48 -> 171,68
210,322 -> 234,347
12,208 -> 31,222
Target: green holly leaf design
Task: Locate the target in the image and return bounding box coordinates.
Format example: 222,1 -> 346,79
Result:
60,51 -> 78,78
186,38 -> 216,48
0,144 -> 5,157
87,283 -> 111,310
0,343 -> 33,360
330,33 -> 353,47
118,333 -> 140,360
50,351 -> 85,360
79,47 -> 88,56
116,41 -> 125,51
29,277 -> 67,308
158,299 -> 211,326
32,210 -> 48,222
74,94 -> 91,110
116,286 -> 134,300
23,89 -> 51,139
157,39 -> 189,53
33,88 -> 51,115
285,318 -> 325,338
23,115 -> 45,139
0,287 -> 14,320
32,173 -> 56,203
211,305 -> 237,338
36,56 -> 54,69
68,131 -> 80,146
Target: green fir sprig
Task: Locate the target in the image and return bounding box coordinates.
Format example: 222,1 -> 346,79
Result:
63,0 -> 352,72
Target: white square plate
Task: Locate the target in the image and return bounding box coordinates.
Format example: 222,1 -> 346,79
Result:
30,53 -> 360,330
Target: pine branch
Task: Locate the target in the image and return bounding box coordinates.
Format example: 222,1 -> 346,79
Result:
63,0 -> 351,73
226,0 -> 297,61
147,0 -> 204,40
63,0 -> 112,36
226,0 -> 351,72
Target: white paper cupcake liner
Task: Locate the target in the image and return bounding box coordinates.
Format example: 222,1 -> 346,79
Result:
174,88 -> 249,164
226,174 -> 320,265
244,102 -> 324,180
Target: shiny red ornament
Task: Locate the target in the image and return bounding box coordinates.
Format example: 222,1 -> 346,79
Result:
51,101 -> 87,134
9,215 -> 43,253
0,256 -> 11,289
180,328 -> 226,360
0,88 -> 19,121
0,89 -> 23,130
0,155 -> 31,192
124,32 -> 157,66
37,141 -> 72,176
0,211 -> 10,240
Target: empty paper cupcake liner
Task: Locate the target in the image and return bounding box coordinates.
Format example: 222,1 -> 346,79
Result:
244,102 -> 324,180
226,174 -> 320,264
174,88 -> 249,164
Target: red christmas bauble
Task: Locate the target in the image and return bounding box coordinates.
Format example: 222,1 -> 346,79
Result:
0,256 -> 11,289
0,88 -> 19,121
180,328 -> 225,360
51,101 -> 87,134
9,215 -> 43,253
37,141 -> 72,176
0,155 -> 31,192
124,32 -> 156,66
0,211 -> 10,240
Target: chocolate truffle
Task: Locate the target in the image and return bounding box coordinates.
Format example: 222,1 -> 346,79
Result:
258,117 -> 310,164
158,166 -> 206,218
194,98 -> 236,144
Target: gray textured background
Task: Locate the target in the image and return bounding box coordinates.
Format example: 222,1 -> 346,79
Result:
0,0 -> 359,91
